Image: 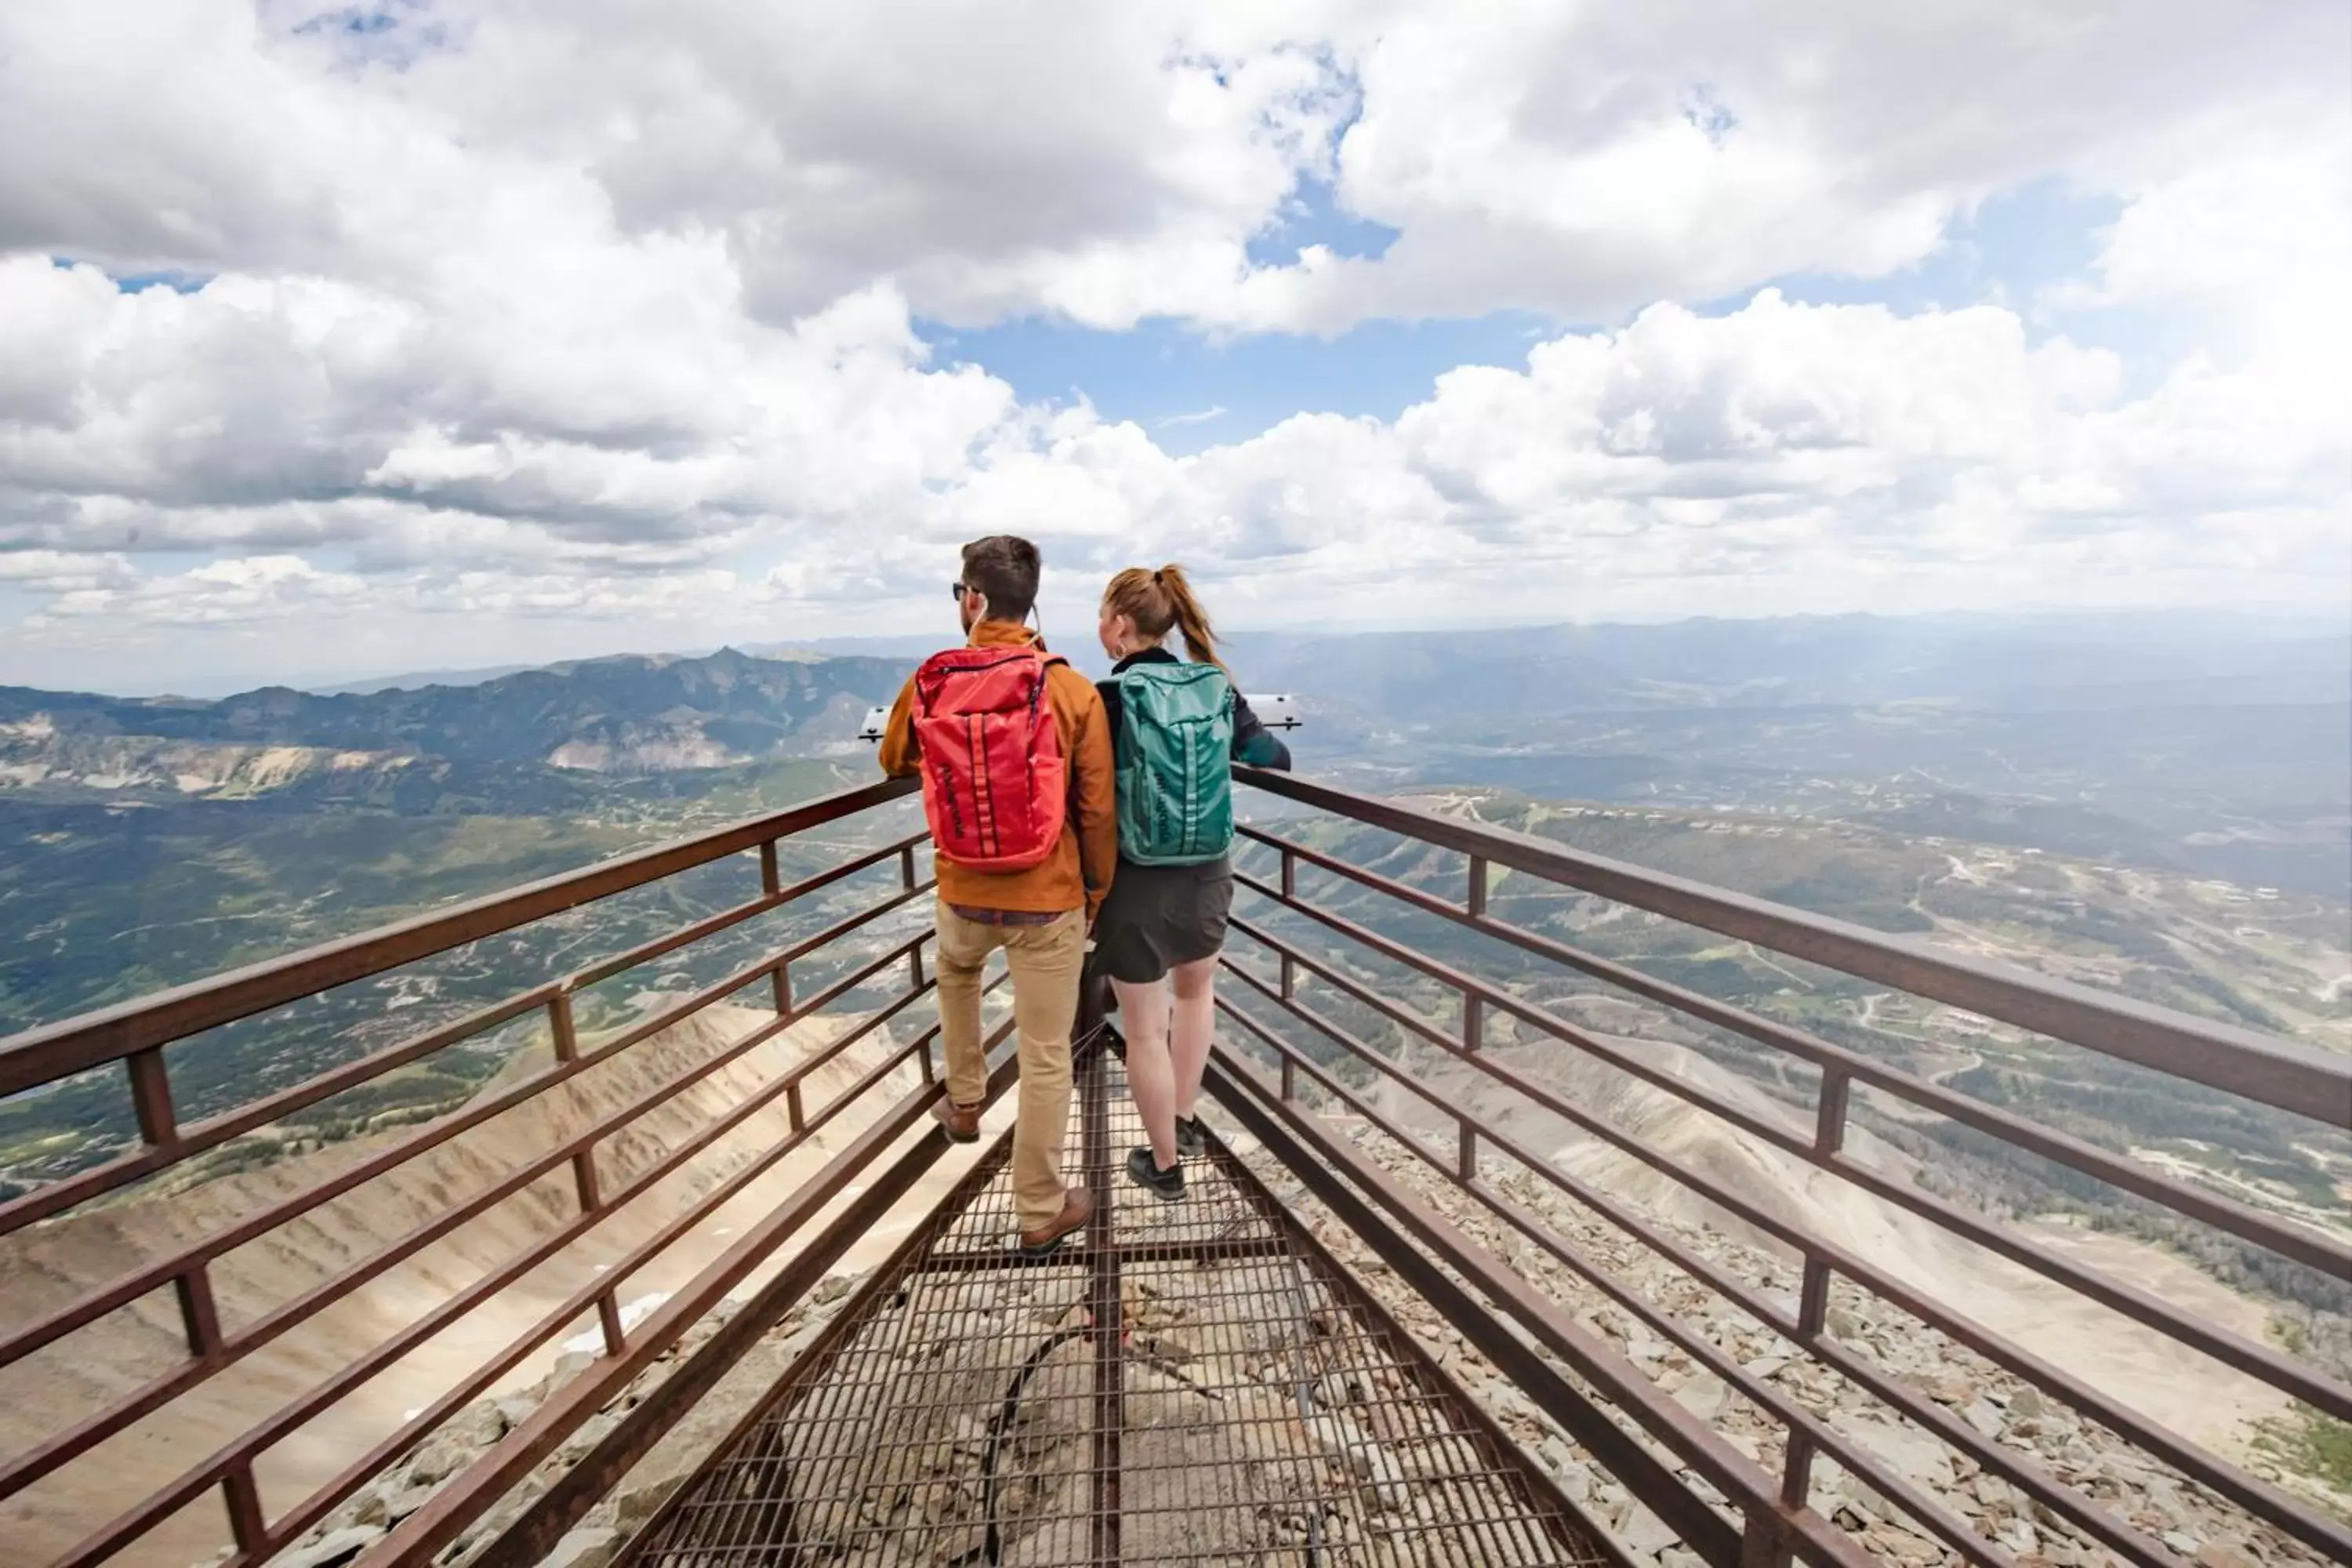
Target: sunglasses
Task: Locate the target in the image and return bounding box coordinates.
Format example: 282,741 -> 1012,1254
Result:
949,581 -> 968,601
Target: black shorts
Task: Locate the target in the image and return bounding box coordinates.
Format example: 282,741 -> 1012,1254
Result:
1093,855 -> 1234,984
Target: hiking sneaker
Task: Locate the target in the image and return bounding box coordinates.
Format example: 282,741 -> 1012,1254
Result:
1018,1189 -> 1094,1258
1175,1116 -> 1207,1159
1125,1146 -> 1186,1203
932,1098 -> 981,1144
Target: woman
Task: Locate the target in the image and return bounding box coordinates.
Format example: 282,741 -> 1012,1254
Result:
1091,564 -> 1292,1202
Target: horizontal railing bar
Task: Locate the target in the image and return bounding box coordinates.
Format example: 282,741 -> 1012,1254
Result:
1214,981 -> 2161,1568
1226,916 -> 1916,1279
361,1017 -> 1023,1568
0,985 -> 557,1243
1219,953 -> 2350,1561
561,832 -> 924,994
1233,772 -> 2350,1122
1242,829 -> 2350,1279
51,986 -> 1007,1568
0,889 -> 929,1375
1201,1047 -> 1868,1568
262,1000 -> 1003,1568
1220,944 -> 1839,1272
461,1044 -> 1026,1568
1802,1262 -> 2352,1563
1219,967 -> 1794,1327
0,949 -> 942,1504
1225,902 -> 1464,1048
1213,992 -> 2013,1568
0,776 -> 921,1094
1230,887 -> 2352,1423
565,1131 -> 1036,1568
586,880 -> 931,1062
547,965 -> 1100,1567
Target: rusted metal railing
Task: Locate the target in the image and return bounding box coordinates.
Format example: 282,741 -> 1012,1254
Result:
2,765 -> 2345,1568
1218,768 -> 2352,1568
0,777 -> 957,1568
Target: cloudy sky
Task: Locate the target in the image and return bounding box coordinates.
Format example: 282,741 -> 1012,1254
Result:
2,2 -> 2347,693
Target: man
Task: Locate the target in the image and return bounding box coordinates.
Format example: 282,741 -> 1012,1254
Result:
878,535 -> 1116,1256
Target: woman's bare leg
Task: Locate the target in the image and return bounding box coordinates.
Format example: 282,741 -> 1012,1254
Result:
1115,975 -> 1178,1167
1169,956 -> 1218,1121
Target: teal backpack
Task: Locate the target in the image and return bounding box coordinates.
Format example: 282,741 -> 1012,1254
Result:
1114,662 -> 1236,865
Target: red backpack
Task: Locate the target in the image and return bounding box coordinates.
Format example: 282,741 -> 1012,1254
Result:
910,646 -> 1069,871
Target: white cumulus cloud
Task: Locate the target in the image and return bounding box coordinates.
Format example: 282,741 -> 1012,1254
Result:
0,0 -> 2345,691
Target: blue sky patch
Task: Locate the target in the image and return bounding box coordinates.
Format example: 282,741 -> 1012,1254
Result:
1756,178 -> 2114,318
289,1 -> 449,68
1245,176 -> 1399,268
1741,178 -> 2187,390
924,310 -> 1555,452
53,257 -> 213,295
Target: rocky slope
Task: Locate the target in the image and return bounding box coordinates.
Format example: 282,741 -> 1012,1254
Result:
1247,1116 -> 2346,1568
1383,1007 -> 2303,1455
223,1089 -> 2343,1568
0,647 -> 908,793
0,717 -> 415,797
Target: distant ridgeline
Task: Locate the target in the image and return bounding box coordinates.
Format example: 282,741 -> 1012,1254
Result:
0,647 -> 913,807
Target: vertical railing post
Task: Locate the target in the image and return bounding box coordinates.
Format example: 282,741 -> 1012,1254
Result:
1772,1247 -> 1838,1566
758,838 -> 781,899
900,843 -> 919,891
1796,1255 -> 1833,1340
772,956 -> 793,1019
550,992 -> 626,1358
1467,855 -> 1488,918
1741,1509 -> 1791,1568
1813,1069 -> 1850,1157
1463,992 -> 1484,1053
1277,849 -> 1299,1000
1280,1053 -> 1297,1103
129,1047 -> 267,1553
909,902 -> 931,1087
549,988 -> 579,1063
1781,1060 -> 1853,1544
1456,1120 -> 1477,1184
127,1047 -> 176,1152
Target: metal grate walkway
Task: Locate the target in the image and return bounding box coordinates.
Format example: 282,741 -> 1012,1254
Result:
625,1045 -> 1602,1566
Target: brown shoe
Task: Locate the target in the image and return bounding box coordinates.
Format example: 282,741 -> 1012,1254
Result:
1018,1188 -> 1094,1258
932,1098 -> 981,1143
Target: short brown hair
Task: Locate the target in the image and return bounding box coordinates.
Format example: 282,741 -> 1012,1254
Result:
960,535 -> 1040,622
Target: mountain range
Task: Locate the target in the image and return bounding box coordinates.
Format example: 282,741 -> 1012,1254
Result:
1226,610 -> 2351,720
2,608 -> 2343,887
0,647 -> 912,802
307,608 -> 2352,717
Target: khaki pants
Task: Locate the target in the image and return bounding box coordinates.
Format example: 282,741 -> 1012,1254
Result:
934,904 -> 1087,1231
